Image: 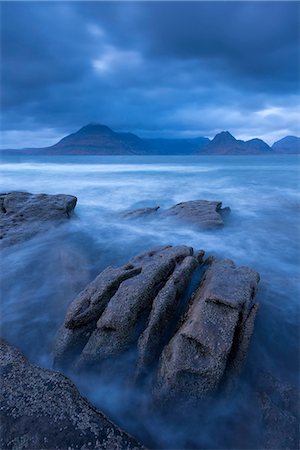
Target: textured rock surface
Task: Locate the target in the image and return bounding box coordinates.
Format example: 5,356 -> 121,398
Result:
121,199 -> 230,228
154,258 -> 259,405
54,245 -> 200,369
0,191 -> 77,248
256,372 -> 299,450
54,246 -> 260,408
0,339 -> 143,450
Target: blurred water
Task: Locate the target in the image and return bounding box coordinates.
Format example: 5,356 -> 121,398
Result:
0,155 -> 299,448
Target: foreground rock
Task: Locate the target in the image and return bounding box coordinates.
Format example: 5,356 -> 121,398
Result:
256,372 -> 299,450
0,339 -> 143,450
0,191 -> 77,248
54,246 -> 259,405
154,258 -> 259,406
121,200 -> 230,228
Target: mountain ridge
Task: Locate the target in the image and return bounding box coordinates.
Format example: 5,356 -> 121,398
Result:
2,123 -> 299,155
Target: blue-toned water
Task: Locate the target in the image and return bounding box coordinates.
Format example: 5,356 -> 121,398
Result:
0,155 -> 299,449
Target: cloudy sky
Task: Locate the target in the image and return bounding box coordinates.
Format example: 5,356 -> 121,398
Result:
1,1 -> 299,148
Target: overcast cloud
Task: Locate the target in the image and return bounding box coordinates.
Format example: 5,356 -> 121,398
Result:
1,1 -> 299,148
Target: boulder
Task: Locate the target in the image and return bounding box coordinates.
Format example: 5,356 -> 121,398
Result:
0,339 -> 144,450
154,258 -> 259,406
121,200 -> 230,228
0,191 -> 77,248
54,246 -> 260,408
54,245 -> 201,369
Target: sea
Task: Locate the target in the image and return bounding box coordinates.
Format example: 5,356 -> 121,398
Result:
0,155 -> 299,449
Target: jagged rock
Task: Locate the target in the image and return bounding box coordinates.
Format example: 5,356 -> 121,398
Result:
121,200 -> 230,228
54,247 -> 260,407
136,254 -> 200,377
256,372 -> 299,450
54,245 -> 200,369
0,339 -> 144,450
154,258 -> 259,406
0,191 -> 77,248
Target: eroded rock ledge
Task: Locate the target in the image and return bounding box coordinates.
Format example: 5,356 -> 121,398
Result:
0,339 -> 143,450
54,245 -> 259,405
0,191 -> 77,248
121,200 -> 231,228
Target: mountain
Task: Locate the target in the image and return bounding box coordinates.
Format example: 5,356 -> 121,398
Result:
196,131 -> 273,155
272,136 -> 300,154
1,124 -> 297,156
41,123 -> 149,155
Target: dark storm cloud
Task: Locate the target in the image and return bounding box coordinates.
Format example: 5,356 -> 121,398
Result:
1,1 -> 299,148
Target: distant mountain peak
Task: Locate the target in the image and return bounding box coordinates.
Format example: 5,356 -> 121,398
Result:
212,131 -> 236,144
77,123 -> 114,135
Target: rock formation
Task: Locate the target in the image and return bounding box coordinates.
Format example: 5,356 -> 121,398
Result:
0,339 -> 143,450
154,258 -> 259,406
0,191 -> 77,248
54,246 -> 259,406
121,200 -> 230,228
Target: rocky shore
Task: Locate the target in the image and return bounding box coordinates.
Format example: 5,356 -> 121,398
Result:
0,191 -> 298,450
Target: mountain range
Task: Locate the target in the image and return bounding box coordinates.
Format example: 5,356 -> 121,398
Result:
2,123 -> 300,155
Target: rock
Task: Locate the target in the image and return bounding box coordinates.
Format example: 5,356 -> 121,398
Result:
256,372 -> 299,450
136,255 -> 199,377
54,245 -> 200,369
154,258 -> 259,406
165,200 -> 230,228
121,199 -> 230,228
54,247 -> 259,407
121,206 -> 160,219
0,339 -> 144,450
0,191 -> 77,248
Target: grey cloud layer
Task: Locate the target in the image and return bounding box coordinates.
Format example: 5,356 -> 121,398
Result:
1,1 -> 299,147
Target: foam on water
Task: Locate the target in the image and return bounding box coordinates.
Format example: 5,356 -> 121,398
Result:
0,155 -> 299,448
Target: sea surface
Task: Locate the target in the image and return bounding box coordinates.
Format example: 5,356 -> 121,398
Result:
0,155 -> 299,449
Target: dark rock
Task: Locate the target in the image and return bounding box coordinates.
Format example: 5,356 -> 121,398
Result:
136,254 -> 199,377
0,339 -> 144,450
54,245 -> 198,369
121,206 -> 160,219
54,247 -> 260,409
256,372 -> 299,450
154,258 -> 259,406
165,200 -> 229,228
0,191 -> 77,248
122,199 -> 230,228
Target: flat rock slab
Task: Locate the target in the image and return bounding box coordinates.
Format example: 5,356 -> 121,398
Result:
54,246 -> 259,407
0,191 -> 77,248
0,339 -> 143,450
121,200 -> 230,228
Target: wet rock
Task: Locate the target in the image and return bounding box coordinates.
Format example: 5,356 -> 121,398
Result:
54,245 -> 199,369
165,200 -> 230,228
121,199 -> 230,228
121,206 -> 160,219
0,339 -> 144,450
257,372 -> 299,450
54,247 -> 260,407
136,255 -> 199,377
154,258 -> 259,406
0,191 -> 77,248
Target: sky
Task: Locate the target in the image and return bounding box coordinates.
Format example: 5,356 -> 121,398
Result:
1,1 -> 299,148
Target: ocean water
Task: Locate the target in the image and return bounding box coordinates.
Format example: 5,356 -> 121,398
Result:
0,155 -> 299,449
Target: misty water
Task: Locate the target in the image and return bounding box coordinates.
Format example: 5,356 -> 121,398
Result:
1,155 -> 299,449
